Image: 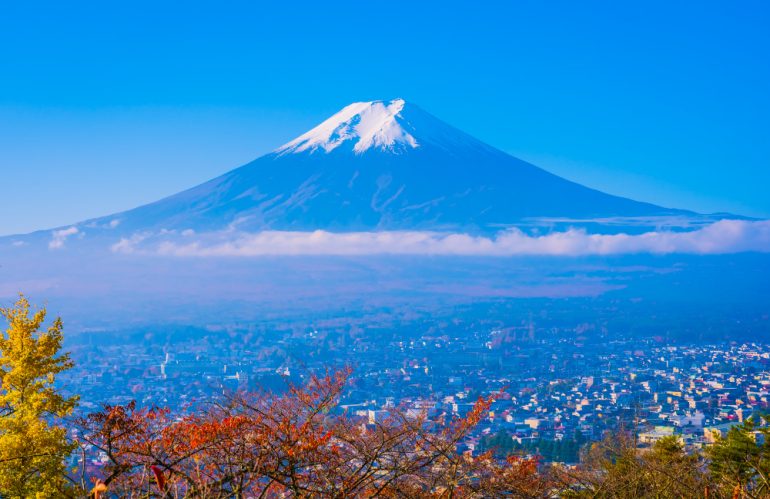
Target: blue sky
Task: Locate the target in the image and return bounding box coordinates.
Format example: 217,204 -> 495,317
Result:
1,1 -> 768,235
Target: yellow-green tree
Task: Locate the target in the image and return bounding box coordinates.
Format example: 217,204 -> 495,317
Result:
0,295 -> 77,497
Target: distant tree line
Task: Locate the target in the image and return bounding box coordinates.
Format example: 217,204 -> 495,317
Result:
2,296 -> 770,498
481,429 -> 587,464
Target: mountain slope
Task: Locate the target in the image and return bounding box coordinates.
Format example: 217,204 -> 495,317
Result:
93,98 -> 683,235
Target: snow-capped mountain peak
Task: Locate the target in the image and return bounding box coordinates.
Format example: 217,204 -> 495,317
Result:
39,98 -> 690,239
275,98 -> 420,155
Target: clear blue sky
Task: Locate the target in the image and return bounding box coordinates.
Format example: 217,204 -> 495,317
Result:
1,1 -> 768,235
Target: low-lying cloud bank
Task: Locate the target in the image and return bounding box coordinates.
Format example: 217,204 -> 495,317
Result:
110,219 -> 770,257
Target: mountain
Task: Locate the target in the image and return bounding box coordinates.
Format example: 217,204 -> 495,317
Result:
0,99 -> 764,328
75,98 -> 685,237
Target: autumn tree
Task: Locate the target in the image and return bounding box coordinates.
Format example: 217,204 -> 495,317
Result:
77,368 -> 549,497
558,432 -> 708,498
0,295 -> 78,497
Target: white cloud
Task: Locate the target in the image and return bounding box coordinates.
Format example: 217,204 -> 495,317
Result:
48,227 -> 79,250
111,232 -> 150,254
117,219 -> 770,257
84,218 -> 121,229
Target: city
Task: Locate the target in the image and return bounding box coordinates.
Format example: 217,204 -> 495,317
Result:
62,303 -> 770,466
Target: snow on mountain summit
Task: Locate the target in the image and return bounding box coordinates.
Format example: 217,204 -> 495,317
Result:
276,98 -> 420,155
47,98 -> 690,238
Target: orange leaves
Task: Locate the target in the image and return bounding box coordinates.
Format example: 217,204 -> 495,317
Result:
173,414 -> 248,450
76,368 -> 550,497
90,479 -> 107,498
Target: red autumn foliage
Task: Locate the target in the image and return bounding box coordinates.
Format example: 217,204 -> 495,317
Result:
76,368 -> 549,497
